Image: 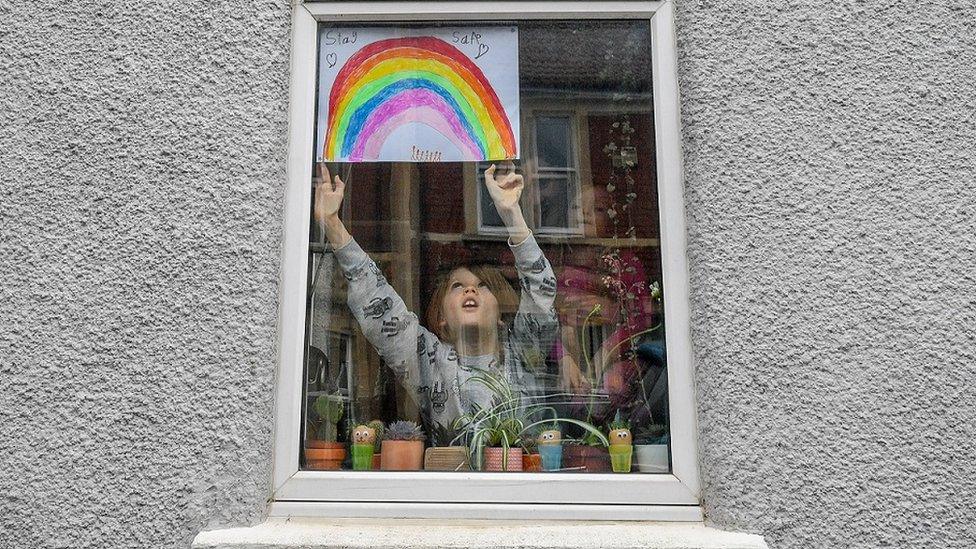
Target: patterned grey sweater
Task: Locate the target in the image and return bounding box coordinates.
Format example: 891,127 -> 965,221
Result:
334,234 -> 558,441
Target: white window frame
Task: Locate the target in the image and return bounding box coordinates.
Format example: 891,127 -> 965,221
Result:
274,0 -> 700,521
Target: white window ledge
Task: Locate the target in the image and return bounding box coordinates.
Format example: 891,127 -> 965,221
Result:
193,518 -> 768,549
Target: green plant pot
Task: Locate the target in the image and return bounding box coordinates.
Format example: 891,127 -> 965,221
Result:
351,443 -> 374,471
609,444 -> 633,473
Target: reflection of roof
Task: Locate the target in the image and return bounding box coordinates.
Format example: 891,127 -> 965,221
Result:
519,21 -> 653,96
315,20 -> 653,100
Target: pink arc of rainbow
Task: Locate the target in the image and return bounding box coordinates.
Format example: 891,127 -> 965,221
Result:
348,88 -> 483,161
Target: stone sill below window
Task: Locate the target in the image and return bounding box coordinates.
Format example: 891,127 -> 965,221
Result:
192,518 -> 768,549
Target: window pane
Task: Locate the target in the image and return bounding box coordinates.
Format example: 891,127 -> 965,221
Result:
305,20 -> 666,475
478,165 -> 506,229
535,116 -> 572,169
537,175 -> 575,230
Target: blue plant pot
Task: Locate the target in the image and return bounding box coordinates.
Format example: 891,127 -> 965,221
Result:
539,445 -> 562,471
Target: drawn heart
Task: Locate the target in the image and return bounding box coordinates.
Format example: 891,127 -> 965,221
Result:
326,53 -> 337,68
476,43 -> 489,59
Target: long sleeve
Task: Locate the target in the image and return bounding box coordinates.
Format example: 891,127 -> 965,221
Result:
333,238 -> 439,392
509,234 -> 559,373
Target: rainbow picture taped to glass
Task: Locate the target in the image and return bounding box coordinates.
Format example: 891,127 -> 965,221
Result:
302,20 -> 671,474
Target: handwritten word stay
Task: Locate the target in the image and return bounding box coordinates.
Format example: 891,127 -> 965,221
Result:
323,30 -> 358,46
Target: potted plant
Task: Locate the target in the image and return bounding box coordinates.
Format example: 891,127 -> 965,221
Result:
562,378 -> 611,473
536,425 -> 563,471
424,446 -> 471,471
607,411 -> 633,473
368,419 -> 384,470
452,371 -> 525,472
424,423 -> 470,471
380,420 -> 425,470
483,427 -> 525,472
634,424 -> 669,473
521,434 -> 542,472
452,371 -> 608,472
305,393 -> 346,470
458,399 -> 525,472
350,422 -> 377,471
562,430 -> 611,472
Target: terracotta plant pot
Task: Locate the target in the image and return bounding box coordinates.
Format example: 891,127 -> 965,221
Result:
372,453 -> 382,470
380,440 -> 425,470
306,439 -> 332,449
524,453 -> 542,472
305,441 -> 346,470
562,445 -> 610,472
483,447 -> 523,471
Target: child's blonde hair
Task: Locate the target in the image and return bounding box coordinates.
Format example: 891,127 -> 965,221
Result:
425,264 -> 519,343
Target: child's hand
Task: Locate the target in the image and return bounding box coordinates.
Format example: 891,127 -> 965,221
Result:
314,162 -> 345,224
484,163 -> 524,216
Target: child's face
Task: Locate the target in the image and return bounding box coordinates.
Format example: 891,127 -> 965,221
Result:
440,267 -> 500,336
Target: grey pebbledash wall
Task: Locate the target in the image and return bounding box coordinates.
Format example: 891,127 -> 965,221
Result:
0,1 -> 291,547
0,1 -> 973,548
677,1 -> 976,547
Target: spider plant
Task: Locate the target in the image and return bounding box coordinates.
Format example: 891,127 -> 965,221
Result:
451,370 -> 609,471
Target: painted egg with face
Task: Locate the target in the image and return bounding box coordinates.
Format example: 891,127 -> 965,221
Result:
538,429 -> 562,446
609,428 -> 632,446
352,424 -> 377,444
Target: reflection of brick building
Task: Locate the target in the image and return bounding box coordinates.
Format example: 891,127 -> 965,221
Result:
311,21 -> 665,423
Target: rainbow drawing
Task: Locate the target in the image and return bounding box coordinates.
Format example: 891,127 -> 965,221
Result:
323,36 -> 518,162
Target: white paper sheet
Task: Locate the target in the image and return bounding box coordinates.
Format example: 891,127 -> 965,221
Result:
316,25 -> 520,163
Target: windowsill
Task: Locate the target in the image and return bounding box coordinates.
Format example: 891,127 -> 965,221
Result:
193,518 -> 768,549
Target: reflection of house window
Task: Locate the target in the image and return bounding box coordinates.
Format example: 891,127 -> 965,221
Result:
307,332 -> 353,400
476,164 -> 507,233
476,114 -> 583,235
533,114 -> 582,235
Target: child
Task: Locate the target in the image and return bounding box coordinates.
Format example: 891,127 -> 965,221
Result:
314,162 -> 558,439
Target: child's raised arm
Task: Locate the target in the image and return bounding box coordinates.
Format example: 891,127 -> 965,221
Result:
313,162 -> 438,395
314,163 -> 352,250
484,164 -> 559,376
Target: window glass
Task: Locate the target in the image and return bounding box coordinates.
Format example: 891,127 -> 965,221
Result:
478,164 -> 507,231
533,115 -> 581,233
535,116 -> 572,169
304,20 -> 668,474
537,176 -> 573,229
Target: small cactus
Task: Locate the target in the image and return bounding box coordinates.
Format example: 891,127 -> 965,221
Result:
311,394 -> 344,442
352,424 -> 377,445
538,428 -> 562,446
368,420 -> 385,452
608,410 -> 632,446
384,420 -> 426,441
608,410 -> 630,431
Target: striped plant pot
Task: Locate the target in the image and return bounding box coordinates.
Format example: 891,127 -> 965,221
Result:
483,447 -> 523,471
